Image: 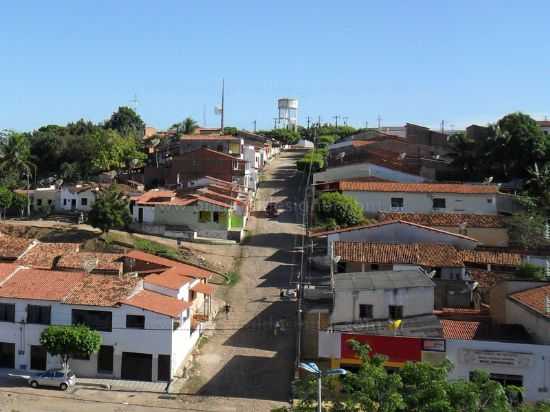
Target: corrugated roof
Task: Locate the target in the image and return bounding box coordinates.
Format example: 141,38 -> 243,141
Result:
339,181 -> 499,194
334,270 -> 434,291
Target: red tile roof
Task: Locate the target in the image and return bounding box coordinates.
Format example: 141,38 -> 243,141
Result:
16,242 -> 80,269
310,219 -> 478,242
124,289 -> 190,318
459,250 -> 522,267
0,263 -> 19,282
134,190 -> 232,209
334,241 -> 464,267
179,134 -> 239,141
338,181 -> 499,194
441,319 -> 481,340
144,267 -> 195,290
56,252 -> 124,273
0,235 -> 34,259
378,212 -> 506,228
63,275 -> 141,306
0,269 -> 86,301
126,250 -> 214,279
509,284 -> 550,318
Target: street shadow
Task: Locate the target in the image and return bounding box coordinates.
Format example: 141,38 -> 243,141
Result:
245,232 -> 297,248
257,264 -> 294,288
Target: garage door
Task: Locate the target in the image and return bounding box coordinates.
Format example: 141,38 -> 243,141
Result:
121,352 -> 152,381
0,342 -> 15,369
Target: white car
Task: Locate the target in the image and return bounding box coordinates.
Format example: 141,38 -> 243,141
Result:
28,369 -> 76,390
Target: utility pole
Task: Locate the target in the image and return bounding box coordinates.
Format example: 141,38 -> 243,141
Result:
333,115 -> 340,128
253,120 -> 257,132
343,116 -> 349,126
273,118 -> 278,129
377,114 -> 382,130
318,115 -> 321,126
307,116 -> 310,129
441,120 -> 445,135
365,120 -> 369,129
220,78 -> 225,133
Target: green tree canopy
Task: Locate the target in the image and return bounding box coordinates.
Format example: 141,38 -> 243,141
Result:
0,187 -> 13,219
317,191 -> 364,227
104,106 -> 145,138
0,131 -> 35,185
87,187 -> 132,233
259,129 -> 300,145
40,325 -> 101,374
507,212 -> 549,249
171,117 -> 199,135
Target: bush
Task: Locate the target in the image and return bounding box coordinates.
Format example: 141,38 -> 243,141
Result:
318,134 -> 338,146
296,150 -> 325,173
516,263 -> 546,280
318,192 -> 364,227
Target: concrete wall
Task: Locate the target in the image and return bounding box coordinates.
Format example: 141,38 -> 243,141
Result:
59,189 -> 96,212
313,162 -> 426,185
436,226 -> 509,247
343,191 -> 498,215
446,339 -> 550,403
489,280 -> 548,325
330,286 -> 434,324
505,302 -> 550,345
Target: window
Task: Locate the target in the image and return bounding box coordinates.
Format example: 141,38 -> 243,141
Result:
97,345 -> 113,374
36,199 -> 42,206
371,264 -> 380,270
389,305 -> 403,319
359,304 -> 373,319
216,144 -> 224,152
199,211 -> 211,222
190,290 -> 196,301
47,199 -> 52,205
63,199 -> 67,206
72,309 -> 112,332
432,198 -> 446,209
81,198 -> 88,206
126,315 -> 145,329
487,198 -> 493,204
27,305 -> 51,325
390,197 -> 404,208
213,212 -> 220,223
0,303 -> 15,322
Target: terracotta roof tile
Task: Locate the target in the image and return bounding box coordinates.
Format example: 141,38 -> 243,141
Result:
16,242 -> 80,269
311,220 -> 478,242
334,241 -> 464,267
56,252 -> 124,273
0,263 -> 19,282
191,282 -> 214,295
124,289 -> 190,318
126,250 -> 214,279
179,134 -> 239,141
509,284 -> 550,318
339,181 -> 499,194
0,235 -> 34,259
63,275 -> 141,306
459,250 -> 522,267
441,319 -> 482,340
469,269 -> 508,289
378,212 -> 506,228
0,269 -> 86,301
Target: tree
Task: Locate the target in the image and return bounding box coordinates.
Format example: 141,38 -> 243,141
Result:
172,117 -> 198,135
507,212 -> 549,249
0,187 -> 13,219
104,106 -> 145,138
448,132 -> 479,180
40,325 -> 101,375
318,192 -> 364,227
0,131 -> 35,184
515,262 -> 546,280
296,151 -> 325,173
525,163 -> 550,215
260,129 -> 300,145
87,187 -> 131,233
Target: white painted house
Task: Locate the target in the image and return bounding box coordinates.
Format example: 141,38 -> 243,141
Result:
338,181 -> 499,215
59,185 -> 100,212
313,162 -> 427,186
0,251 -> 215,382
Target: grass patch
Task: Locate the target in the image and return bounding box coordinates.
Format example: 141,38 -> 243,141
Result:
197,335 -> 208,349
225,271 -> 240,286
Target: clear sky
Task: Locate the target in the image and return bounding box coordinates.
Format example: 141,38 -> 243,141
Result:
1,1 -> 549,132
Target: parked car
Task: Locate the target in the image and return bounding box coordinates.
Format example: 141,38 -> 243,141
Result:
266,202 -> 278,217
28,369 -> 76,390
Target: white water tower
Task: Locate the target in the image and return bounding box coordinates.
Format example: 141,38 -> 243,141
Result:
277,98 -> 298,130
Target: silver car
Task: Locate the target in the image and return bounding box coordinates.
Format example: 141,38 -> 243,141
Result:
28,369 -> 76,390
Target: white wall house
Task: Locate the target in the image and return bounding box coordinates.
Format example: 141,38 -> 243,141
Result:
330,270 -> 435,325
59,186 -> 99,212
339,181 -> 499,215
313,162 -> 427,186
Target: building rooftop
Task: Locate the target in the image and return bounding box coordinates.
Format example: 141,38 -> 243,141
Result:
338,181 -> 499,194
0,263 -> 20,282
441,319 -> 532,342
459,249 -> 522,267
334,241 -> 464,267
63,275 -> 141,306
0,234 -> 34,260
56,252 -> 124,273
126,250 -> 214,279
378,212 -> 506,228
334,270 -> 434,291
509,284 -> 550,319
0,269 -> 86,301
125,289 -> 190,318
16,242 -> 80,269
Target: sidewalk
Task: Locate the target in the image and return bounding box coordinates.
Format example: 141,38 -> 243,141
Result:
76,377 -> 168,393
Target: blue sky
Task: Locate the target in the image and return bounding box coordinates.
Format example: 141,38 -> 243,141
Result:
1,1 -> 549,132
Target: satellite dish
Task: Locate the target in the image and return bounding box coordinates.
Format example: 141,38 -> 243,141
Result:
483,176 -> 494,184
336,152 -> 346,160
399,152 -> 406,160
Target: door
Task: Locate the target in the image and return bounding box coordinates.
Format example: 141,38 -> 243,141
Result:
138,208 -> 143,223
97,345 -> 114,374
71,199 -> 76,210
30,345 -> 47,370
121,352 -> 152,381
157,355 -> 171,381
0,342 -> 15,368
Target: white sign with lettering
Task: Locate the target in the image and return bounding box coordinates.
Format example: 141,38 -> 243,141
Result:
461,349 -> 532,369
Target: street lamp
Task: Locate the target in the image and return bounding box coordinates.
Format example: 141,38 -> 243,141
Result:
299,361 -> 347,412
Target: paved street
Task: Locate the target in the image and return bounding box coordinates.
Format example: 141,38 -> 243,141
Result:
0,151 -> 306,412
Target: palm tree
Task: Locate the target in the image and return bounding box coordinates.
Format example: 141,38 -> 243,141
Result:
0,131 -> 36,215
171,117 -> 198,135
